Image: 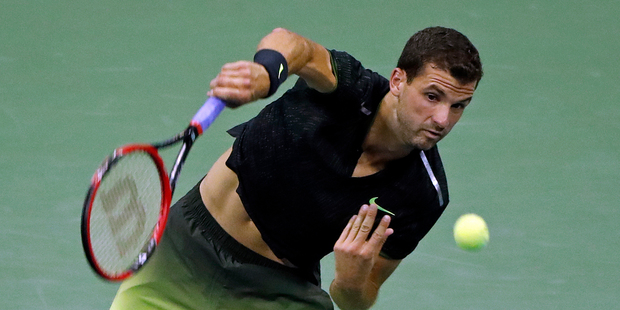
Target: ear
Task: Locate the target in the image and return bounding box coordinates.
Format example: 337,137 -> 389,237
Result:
389,68 -> 407,96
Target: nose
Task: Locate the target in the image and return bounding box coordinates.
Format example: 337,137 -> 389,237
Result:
432,105 -> 450,130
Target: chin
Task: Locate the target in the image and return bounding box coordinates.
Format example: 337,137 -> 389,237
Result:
412,142 -> 434,151
412,139 -> 439,151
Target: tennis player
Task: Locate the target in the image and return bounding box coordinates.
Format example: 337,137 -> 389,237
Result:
111,26 -> 483,309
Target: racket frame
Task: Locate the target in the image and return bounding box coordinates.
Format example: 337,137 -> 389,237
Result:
81,144 -> 172,281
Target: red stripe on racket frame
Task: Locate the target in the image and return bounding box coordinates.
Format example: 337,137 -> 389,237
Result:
82,144 -> 172,281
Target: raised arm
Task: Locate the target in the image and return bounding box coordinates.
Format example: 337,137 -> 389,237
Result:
257,28 -> 336,92
208,28 -> 336,107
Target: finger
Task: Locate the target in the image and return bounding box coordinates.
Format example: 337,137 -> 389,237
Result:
353,204 -> 378,243
336,215 -> 357,245
209,88 -> 251,108
366,215 -> 393,251
208,73 -> 254,105
345,205 -> 368,243
210,74 -> 251,89
210,62 -> 254,88
221,61 -> 254,72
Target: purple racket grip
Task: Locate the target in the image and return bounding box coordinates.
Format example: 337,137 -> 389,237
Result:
190,97 -> 225,135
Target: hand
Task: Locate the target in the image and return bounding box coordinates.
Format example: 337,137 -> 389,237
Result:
332,204 -> 394,298
207,61 -> 270,108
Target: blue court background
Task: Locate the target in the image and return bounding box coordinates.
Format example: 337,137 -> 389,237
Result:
1,0 -> 619,309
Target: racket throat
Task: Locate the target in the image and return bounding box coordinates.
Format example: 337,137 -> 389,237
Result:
169,126 -> 199,194
130,238 -> 157,272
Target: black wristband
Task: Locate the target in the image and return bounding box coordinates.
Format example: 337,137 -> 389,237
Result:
253,49 -> 288,97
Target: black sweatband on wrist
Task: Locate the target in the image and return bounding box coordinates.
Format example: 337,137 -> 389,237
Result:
253,49 -> 288,97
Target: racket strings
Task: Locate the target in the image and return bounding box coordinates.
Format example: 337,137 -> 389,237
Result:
89,152 -> 162,276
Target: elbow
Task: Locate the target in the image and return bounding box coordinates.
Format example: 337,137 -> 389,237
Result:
267,27 -> 295,39
259,27 -> 303,51
271,27 -> 289,34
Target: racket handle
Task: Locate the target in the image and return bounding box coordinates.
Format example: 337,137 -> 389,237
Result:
190,97 -> 226,135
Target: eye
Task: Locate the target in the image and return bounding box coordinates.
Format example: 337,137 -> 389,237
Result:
426,93 -> 439,102
452,103 -> 467,110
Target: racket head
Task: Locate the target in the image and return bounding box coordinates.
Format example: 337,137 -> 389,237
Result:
81,144 -> 171,281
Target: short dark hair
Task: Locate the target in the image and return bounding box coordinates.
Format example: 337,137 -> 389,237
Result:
397,27 -> 483,85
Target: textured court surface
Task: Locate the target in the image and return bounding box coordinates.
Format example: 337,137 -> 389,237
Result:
1,1 -> 619,309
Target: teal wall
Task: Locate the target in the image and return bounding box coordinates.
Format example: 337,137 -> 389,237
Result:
1,1 -> 619,309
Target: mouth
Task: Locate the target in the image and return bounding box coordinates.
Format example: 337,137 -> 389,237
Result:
424,129 -> 443,139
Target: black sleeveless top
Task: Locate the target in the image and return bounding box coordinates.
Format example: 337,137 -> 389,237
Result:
226,50 -> 449,269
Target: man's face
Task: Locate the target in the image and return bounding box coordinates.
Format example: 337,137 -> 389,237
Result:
391,63 -> 477,150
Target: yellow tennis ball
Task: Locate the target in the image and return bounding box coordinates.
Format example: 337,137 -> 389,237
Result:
453,213 -> 489,251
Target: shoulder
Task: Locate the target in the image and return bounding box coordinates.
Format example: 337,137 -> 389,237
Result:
328,50 -> 387,93
307,50 -> 391,115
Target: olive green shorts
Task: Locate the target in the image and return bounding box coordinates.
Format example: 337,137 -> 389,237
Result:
110,183 -> 333,310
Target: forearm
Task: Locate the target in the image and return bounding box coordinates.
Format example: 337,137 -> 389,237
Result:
329,278 -> 379,310
256,28 -> 336,93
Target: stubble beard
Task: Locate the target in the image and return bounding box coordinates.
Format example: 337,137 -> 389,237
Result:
394,107 -> 439,151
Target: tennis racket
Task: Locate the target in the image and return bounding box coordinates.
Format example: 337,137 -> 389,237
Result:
81,97 -> 225,281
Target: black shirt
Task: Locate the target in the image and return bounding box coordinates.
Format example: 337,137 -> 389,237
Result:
226,50 -> 449,269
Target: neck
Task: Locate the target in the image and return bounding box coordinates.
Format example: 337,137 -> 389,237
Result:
361,95 -> 414,164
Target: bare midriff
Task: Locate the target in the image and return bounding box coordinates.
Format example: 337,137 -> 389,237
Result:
199,148 -> 285,264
